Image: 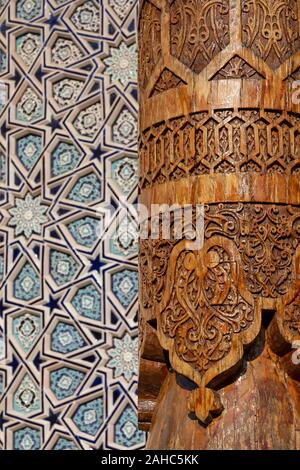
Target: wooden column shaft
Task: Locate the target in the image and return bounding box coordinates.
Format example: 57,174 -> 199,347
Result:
138,0 -> 300,449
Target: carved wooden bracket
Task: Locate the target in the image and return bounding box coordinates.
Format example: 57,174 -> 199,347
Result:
138,0 -> 300,426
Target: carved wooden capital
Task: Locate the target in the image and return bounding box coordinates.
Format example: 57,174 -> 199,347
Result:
138,0 -> 300,425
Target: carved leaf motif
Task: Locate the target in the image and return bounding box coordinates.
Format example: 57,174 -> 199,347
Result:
241,0 -> 300,69
170,0 -> 230,73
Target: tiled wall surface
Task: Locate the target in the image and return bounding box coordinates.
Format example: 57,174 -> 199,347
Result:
0,0 -> 143,450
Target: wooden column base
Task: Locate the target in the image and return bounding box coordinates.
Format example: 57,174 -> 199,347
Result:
146,337 -> 300,450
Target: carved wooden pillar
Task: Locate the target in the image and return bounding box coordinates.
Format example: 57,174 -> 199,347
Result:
138,0 -> 300,449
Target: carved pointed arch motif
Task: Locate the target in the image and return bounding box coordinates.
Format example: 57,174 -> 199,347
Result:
139,0 -> 300,425
149,68 -> 187,96
209,55 -> 265,80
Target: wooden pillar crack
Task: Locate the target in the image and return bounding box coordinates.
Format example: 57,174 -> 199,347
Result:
138,0 -> 300,449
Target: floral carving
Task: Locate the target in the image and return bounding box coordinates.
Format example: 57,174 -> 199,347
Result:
140,238 -> 177,309
273,286 -> 300,347
140,203 -> 300,421
73,102 -> 102,138
16,87 -> 43,123
160,243 -> 255,374
109,0 -> 134,20
170,0 -> 230,73
140,204 -> 300,316
70,0 -> 100,33
152,236 -> 259,422
205,204 -> 300,298
283,301 -> 300,336
51,37 -> 83,66
241,0 -> 300,69
275,285 -> 300,344
16,33 -> 42,67
53,78 -> 84,108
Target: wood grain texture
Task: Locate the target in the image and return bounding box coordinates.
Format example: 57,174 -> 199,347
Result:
138,358 -> 168,430
147,341 -> 300,449
138,0 -> 300,445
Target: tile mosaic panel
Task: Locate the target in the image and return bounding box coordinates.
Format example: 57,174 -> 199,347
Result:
0,0 -> 143,450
